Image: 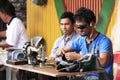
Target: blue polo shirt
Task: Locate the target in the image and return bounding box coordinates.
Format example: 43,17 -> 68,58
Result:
69,33 -> 113,80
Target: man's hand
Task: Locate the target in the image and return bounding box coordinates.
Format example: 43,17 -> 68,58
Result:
56,48 -> 64,57
46,57 -> 55,63
65,52 -> 82,60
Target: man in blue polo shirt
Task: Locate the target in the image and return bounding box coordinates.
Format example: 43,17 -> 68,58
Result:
56,7 -> 113,80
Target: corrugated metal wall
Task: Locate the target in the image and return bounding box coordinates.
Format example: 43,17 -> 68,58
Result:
27,0 -> 61,56
63,0 -> 102,22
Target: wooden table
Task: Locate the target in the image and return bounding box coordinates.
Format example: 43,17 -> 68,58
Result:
4,63 -> 105,80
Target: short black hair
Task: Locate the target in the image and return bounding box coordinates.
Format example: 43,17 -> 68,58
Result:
0,1 -> 16,17
60,12 -> 75,24
0,0 -> 7,8
74,7 -> 96,25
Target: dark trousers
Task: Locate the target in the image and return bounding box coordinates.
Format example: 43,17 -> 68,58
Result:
16,70 -> 68,80
0,65 -> 6,80
16,70 -> 39,80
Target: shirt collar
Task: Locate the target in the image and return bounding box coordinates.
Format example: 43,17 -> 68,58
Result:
7,16 -> 15,25
63,31 -> 76,41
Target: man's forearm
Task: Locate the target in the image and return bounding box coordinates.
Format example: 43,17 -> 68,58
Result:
0,30 -> 6,38
0,42 -> 10,48
62,46 -> 72,53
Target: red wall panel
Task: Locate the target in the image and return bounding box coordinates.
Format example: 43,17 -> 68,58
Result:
62,0 -> 102,22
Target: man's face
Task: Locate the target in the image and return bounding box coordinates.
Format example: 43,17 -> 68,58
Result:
60,18 -> 74,35
75,21 -> 91,36
0,12 -> 7,23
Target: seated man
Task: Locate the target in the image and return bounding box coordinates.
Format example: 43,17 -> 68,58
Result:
56,7 -> 113,80
0,1 -> 28,59
0,18 -> 6,80
47,11 -> 79,80
0,1 -> 28,80
48,11 -> 79,62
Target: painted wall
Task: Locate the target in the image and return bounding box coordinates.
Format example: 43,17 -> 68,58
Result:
27,0 -> 61,56
63,0 -> 102,22
107,0 -> 120,52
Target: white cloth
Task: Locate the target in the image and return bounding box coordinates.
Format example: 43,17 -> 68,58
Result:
6,17 -> 28,49
0,49 -> 8,65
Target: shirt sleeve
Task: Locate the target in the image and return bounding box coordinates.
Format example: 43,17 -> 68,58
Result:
6,20 -> 22,46
99,37 -> 113,54
50,38 -> 60,58
69,36 -> 82,52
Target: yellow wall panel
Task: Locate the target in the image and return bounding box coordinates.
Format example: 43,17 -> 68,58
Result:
105,0 -> 117,39
27,0 -> 61,56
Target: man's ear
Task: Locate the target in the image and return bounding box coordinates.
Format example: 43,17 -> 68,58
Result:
90,22 -> 95,27
90,23 -> 93,27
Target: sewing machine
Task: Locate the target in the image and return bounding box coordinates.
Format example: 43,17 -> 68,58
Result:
7,36 -> 46,66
